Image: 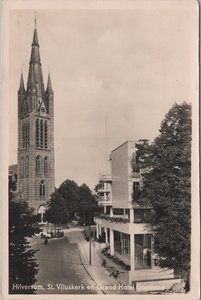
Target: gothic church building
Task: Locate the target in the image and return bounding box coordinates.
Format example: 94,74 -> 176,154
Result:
17,23 -> 55,214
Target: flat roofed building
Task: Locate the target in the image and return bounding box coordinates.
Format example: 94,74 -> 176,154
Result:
94,141 -> 174,285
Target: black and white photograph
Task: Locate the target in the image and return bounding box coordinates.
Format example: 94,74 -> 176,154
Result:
1,0 -> 199,299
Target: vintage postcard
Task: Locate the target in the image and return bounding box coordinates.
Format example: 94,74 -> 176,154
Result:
1,0 -> 199,299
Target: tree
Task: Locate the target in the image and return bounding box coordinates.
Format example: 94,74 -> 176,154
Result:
79,183 -> 99,225
136,103 -> 191,288
46,180 -> 80,224
9,197 -> 39,294
58,179 -> 80,219
46,180 -> 99,225
45,191 -> 70,224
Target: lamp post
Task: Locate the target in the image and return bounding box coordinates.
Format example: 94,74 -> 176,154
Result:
89,213 -> 92,265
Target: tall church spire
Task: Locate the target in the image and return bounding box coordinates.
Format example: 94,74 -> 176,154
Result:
18,72 -> 25,93
32,15 -> 39,46
46,72 -> 53,93
17,15 -> 55,214
27,18 -> 45,97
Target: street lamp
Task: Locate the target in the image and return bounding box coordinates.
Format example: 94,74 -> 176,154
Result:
89,213 -> 91,265
83,210 -> 92,265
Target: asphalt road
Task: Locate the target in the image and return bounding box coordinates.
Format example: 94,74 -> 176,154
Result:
31,229 -> 98,294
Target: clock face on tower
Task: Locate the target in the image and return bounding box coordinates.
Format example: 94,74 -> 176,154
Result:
37,98 -> 46,115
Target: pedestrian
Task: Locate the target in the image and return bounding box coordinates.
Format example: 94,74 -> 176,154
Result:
44,237 -> 48,245
102,259 -> 107,267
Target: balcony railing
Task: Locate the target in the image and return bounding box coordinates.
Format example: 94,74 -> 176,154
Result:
97,188 -> 111,193
95,214 -> 129,224
98,196 -> 111,202
99,173 -> 112,182
130,172 -> 140,178
134,217 -> 152,224
94,214 -> 155,234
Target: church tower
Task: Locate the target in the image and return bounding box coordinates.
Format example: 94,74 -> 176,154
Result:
17,21 -> 55,214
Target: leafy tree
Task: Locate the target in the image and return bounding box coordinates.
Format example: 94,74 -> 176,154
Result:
58,179 -> 80,219
135,102 -> 191,289
79,183 -> 99,225
46,180 -> 99,225
46,180 -> 80,224
45,191 -> 70,224
9,198 -> 39,294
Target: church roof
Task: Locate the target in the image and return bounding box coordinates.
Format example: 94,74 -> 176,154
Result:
18,72 -> 25,93
27,25 -> 45,97
46,73 -> 53,93
32,28 -> 39,46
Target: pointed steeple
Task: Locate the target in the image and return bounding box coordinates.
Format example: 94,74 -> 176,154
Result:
18,72 -> 26,93
46,73 -> 53,93
32,13 -> 39,46
27,19 -> 45,97
29,26 -> 41,65
32,28 -> 39,46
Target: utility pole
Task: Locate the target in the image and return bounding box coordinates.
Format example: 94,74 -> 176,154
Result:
105,115 -> 108,173
89,213 -> 91,265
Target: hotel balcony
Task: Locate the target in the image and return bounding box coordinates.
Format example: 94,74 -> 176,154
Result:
130,171 -> 140,179
98,197 -> 112,206
97,188 -> 111,193
99,172 -> 112,182
94,214 -> 154,235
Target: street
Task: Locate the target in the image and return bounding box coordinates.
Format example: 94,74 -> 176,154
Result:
31,229 -> 99,294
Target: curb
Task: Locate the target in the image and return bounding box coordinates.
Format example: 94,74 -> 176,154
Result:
78,241 -> 106,295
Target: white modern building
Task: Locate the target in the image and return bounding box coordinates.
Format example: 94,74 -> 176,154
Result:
94,141 -> 174,285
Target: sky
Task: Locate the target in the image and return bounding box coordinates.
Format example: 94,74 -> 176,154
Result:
8,4 -> 197,190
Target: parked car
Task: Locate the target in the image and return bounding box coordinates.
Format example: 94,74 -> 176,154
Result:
40,232 -> 51,239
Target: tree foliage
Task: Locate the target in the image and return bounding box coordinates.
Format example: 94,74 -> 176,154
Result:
9,198 -> 39,294
46,180 -> 99,225
136,102 -> 191,278
79,183 -> 100,225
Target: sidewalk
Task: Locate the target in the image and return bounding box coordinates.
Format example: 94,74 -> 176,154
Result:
78,239 -> 134,294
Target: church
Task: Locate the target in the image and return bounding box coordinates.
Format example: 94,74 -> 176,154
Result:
13,21 -> 55,216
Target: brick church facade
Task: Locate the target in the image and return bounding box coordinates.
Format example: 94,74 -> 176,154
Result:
17,23 -> 55,214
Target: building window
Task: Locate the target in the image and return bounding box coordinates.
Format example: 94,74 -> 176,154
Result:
133,182 -> 140,201
22,119 -> 30,148
36,155 -> 41,176
22,123 -> 25,148
33,96 -> 36,110
44,121 -> 48,149
36,118 -> 39,147
40,119 -> 44,148
135,235 -> 143,247
25,156 -> 29,177
27,121 -> 30,147
22,123 -> 26,148
40,180 -> 45,197
132,154 -> 139,173
44,156 -> 49,175
36,118 -> 48,149
21,157 -> 24,177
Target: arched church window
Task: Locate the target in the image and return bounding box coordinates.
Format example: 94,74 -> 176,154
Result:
40,180 -> 45,197
22,123 -> 26,148
27,121 -> 30,147
44,121 -> 48,149
33,96 -> 36,111
25,156 -> 29,177
25,121 -> 27,148
40,119 -> 44,148
44,157 -> 49,175
21,157 -> 24,178
36,155 -> 41,176
36,118 -> 39,148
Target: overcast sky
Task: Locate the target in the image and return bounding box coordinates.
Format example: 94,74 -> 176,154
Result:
8,4 -> 197,190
